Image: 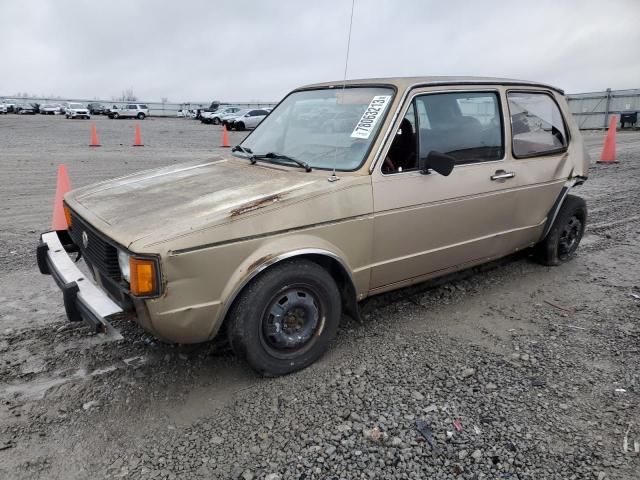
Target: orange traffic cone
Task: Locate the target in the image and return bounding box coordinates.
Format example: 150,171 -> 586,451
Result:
51,164 -> 72,231
598,115 -> 617,163
133,123 -> 144,147
220,124 -> 230,148
89,123 -> 101,147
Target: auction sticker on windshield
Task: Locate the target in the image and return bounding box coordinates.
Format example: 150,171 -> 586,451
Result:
350,95 -> 391,139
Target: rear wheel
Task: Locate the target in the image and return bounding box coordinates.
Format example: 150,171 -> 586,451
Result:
112,113 -> 119,119
535,194 -> 587,266
228,259 -> 341,377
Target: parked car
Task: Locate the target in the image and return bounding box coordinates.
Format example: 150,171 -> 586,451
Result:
0,104 -> 6,114
38,76 -> 589,377
2,100 -> 18,113
65,103 -> 90,119
201,106 -> 241,124
17,103 -> 36,114
108,104 -> 149,119
87,103 -> 107,115
221,108 -> 250,128
40,104 -> 62,115
230,108 -> 270,131
59,102 -> 70,115
176,109 -> 187,118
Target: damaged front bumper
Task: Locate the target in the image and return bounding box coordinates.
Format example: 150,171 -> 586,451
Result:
37,231 -> 123,338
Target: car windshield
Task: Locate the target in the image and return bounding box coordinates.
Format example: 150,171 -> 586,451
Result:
237,86 -> 394,171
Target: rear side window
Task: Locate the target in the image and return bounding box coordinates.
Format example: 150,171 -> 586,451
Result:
140,104 -> 148,109
414,91 -> 504,165
507,92 -> 567,157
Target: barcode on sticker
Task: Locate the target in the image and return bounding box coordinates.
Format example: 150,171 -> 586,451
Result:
350,95 -> 391,139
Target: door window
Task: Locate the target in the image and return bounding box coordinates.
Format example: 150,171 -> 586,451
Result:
507,92 -> 567,157
382,103 -> 418,174
414,92 -> 504,165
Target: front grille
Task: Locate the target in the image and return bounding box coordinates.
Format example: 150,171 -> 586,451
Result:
69,212 -> 121,281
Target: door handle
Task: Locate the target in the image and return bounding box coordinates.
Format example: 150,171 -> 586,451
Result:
490,170 -> 516,181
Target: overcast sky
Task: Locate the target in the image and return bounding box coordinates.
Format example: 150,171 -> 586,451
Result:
1,0 -> 638,102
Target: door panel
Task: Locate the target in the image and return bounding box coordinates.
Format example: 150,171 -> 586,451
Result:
371,161 -> 518,289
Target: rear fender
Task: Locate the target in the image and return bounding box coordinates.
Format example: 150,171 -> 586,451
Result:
539,177 -> 585,241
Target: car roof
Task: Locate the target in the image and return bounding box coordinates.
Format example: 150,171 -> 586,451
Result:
298,76 -> 564,95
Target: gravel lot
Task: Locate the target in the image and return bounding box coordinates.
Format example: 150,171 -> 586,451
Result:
1,114 -> 639,479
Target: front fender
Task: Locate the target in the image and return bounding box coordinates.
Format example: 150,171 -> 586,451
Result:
217,234 -> 357,326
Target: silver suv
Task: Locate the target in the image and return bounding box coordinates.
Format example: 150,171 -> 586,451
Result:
108,104 -> 150,120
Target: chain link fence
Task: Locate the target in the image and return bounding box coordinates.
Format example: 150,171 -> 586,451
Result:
567,88 -> 640,129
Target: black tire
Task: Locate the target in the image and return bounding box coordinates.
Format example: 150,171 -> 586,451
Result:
235,122 -> 245,131
227,259 -> 342,377
535,194 -> 587,266
212,117 -> 220,125
137,112 -> 145,120
112,113 -> 119,119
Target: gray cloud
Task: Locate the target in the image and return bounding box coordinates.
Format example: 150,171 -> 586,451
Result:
1,0 -> 638,102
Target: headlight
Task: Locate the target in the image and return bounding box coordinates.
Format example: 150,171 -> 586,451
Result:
118,250 -> 130,282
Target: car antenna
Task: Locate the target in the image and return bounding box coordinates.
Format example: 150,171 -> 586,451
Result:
329,0 -> 356,183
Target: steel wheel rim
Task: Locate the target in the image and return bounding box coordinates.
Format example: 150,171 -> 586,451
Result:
558,215 -> 582,259
260,284 -> 325,359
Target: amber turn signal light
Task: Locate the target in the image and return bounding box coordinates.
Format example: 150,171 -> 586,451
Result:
63,205 -> 73,228
129,257 -> 157,296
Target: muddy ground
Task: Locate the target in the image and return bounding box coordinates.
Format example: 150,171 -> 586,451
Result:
0,114 -> 639,479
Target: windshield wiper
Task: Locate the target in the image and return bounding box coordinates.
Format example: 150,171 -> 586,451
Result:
253,152 -> 312,172
231,145 -> 253,157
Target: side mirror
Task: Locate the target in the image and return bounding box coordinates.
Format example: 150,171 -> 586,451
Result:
419,151 -> 455,176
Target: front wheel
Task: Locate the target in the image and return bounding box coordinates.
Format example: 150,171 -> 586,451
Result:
228,259 -> 341,377
212,117 -> 220,125
535,194 -> 587,266
235,122 -> 245,131
112,113 -> 119,119
137,112 -> 145,120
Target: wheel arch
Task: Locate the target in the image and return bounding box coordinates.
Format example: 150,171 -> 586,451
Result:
219,248 -> 360,333
538,177 -> 586,242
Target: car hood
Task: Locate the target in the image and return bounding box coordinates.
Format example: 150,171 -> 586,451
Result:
65,157 -> 371,252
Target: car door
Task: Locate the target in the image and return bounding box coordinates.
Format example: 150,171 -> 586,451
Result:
504,90 -> 572,241
247,110 -> 267,128
370,87 -> 522,292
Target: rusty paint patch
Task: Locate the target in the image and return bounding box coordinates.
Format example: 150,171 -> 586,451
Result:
247,253 -> 277,275
229,193 -> 281,217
